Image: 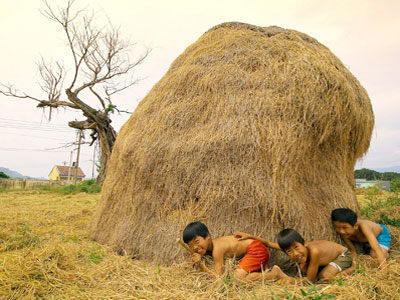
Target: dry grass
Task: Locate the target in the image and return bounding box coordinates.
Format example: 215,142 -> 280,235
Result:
1,190 -> 399,299
90,22 -> 374,263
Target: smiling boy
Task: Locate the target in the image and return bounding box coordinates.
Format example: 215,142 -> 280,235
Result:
235,229 -> 355,283
331,208 -> 390,269
182,222 -> 279,282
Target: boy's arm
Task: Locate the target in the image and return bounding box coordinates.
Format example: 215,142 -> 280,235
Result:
342,238 -> 357,261
359,223 -> 387,268
212,247 -> 225,276
342,260 -> 356,276
234,232 -> 281,250
191,253 -> 215,277
305,247 -> 321,283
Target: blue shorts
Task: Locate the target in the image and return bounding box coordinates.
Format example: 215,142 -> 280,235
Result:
377,224 -> 391,250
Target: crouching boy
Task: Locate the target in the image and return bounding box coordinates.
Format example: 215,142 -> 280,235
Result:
236,229 -> 355,283
183,222 -> 279,282
331,208 -> 390,269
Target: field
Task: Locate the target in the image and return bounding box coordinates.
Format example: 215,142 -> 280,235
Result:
0,189 -> 399,299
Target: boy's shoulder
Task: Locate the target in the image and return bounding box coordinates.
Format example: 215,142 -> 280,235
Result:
212,235 -> 254,257
358,219 -> 384,236
306,240 -> 344,253
212,235 -> 237,248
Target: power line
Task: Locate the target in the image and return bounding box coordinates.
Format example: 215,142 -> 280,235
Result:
0,125 -> 71,132
0,130 -> 71,141
0,147 -> 70,152
0,118 -> 70,128
0,118 -> 72,133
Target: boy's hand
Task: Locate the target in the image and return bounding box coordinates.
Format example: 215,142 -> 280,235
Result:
191,253 -> 202,266
234,232 -> 252,240
379,259 -> 388,274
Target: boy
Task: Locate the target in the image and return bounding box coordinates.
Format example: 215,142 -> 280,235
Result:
235,229 -> 355,283
331,208 -> 390,269
182,221 -> 279,282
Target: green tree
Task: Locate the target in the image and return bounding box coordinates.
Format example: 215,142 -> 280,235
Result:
0,171 -> 10,178
354,168 -> 381,180
391,179 -> 400,195
381,172 -> 400,181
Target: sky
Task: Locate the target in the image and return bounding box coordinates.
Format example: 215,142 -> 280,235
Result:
0,0 -> 399,179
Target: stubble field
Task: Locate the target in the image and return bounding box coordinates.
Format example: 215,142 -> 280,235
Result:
0,189 -> 399,299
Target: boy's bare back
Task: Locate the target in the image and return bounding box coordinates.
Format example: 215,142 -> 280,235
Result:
305,240 -> 347,266
349,220 -> 383,242
212,235 -> 254,259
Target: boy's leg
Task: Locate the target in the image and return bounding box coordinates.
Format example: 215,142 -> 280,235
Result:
320,249 -> 354,281
370,247 -> 389,259
234,266 -> 281,282
318,265 -> 340,281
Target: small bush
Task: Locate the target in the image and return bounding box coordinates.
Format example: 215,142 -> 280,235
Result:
378,214 -> 400,227
34,179 -> 102,194
360,196 -> 400,219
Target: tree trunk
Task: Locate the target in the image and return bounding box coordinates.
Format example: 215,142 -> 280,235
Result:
66,88 -> 117,184
96,121 -> 116,184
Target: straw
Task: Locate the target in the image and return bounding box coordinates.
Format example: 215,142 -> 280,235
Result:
90,22 -> 374,266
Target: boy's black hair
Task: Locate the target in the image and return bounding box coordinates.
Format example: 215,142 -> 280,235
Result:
183,221 -> 209,243
277,228 -> 305,251
331,208 -> 357,226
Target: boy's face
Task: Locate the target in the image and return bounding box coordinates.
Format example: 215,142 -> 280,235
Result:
333,221 -> 356,238
188,234 -> 211,255
284,241 -> 308,264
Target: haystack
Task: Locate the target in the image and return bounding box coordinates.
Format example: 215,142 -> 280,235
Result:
90,22 -> 374,265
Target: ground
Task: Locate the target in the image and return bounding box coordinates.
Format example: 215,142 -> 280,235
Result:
0,189 -> 399,299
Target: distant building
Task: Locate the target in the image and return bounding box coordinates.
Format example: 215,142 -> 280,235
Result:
355,178 -> 391,191
49,165 -> 85,181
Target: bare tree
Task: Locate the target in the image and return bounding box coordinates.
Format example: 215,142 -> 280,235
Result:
0,0 -> 150,183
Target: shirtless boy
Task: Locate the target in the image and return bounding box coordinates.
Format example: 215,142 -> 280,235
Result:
235,229 -> 355,283
331,208 -> 390,269
183,221 -> 278,282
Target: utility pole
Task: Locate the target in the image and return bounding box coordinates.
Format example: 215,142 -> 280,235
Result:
74,130 -> 83,185
68,150 -> 73,182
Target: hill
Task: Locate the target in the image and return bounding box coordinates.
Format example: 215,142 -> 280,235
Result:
373,166 -> 400,173
0,167 -> 26,178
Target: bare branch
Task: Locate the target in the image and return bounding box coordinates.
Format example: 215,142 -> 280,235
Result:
89,86 -> 106,109
36,57 -> 65,103
69,120 -> 97,130
42,0 -> 89,89
0,83 -> 43,102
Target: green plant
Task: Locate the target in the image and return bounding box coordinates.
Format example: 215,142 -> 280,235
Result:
360,196 -> 400,218
87,247 -> 105,265
364,185 -> 382,201
390,179 -> 400,194
268,286 -> 335,300
378,214 -> 400,227
355,262 -> 366,276
6,223 -> 41,251
34,179 -> 102,194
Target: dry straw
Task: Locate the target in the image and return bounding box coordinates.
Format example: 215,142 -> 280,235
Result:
0,191 -> 399,299
90,22 -> 374,265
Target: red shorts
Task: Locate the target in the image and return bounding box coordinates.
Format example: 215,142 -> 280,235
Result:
238,240 -> 270,272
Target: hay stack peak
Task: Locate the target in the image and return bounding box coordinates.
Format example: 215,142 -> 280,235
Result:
90,22 -> 374,264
